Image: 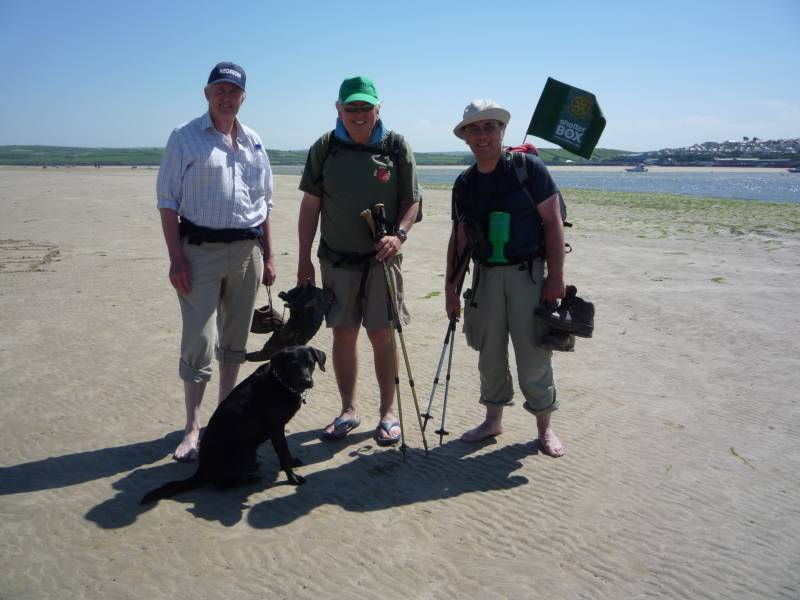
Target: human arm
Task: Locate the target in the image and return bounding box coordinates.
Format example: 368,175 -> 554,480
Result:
159,208 -> 191,295
444,221 -> 469,318
537,193 -> 566,302
374,198 -> 419,261
297,192 -> 321,286
375,137 -> 421,261
262,216 -> 276,286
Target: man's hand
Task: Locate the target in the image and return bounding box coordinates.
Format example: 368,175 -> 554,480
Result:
169,255 -> 192,295
542,272 -> 565,303
297,258 -> 316,287
375,235 -> 402,262
445,285 -> 461,319
263,255 -> 277,286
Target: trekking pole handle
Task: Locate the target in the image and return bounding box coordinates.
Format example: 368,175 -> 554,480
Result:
360,208 -> 379,241
374,203 -> 389,237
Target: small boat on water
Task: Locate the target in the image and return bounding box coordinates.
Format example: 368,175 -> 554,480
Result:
625,163 -> 648,172
788,167 -> 800,173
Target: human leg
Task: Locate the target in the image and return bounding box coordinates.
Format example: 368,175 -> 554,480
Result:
366,326 -> 401,443
535,410 -> 566,457
507,261 -> 564,457
174,380 -> 206,461
361,258 -> 408,444
218,362 -> 240,404
175,242 -> 225,460
216,240 -> 263,396
322,325 -> 361,437
460,265 -> 514,440
460,402 -> 504,443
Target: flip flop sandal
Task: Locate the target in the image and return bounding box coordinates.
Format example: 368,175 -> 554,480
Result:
320,416 -> 361,440
374,420 -> 401,447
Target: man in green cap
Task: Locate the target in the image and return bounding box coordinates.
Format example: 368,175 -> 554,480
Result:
296,76 -> 421,446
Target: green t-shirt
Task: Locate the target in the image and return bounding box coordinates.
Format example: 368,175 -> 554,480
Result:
299,131 -> 421,256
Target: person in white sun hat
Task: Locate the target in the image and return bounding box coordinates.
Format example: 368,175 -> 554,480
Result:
445,99 -> 567,457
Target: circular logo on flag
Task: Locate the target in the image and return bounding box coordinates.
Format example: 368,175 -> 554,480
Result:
569,95 -> 592,118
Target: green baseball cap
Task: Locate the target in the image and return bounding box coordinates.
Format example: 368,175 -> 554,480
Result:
338,76 -> 379,105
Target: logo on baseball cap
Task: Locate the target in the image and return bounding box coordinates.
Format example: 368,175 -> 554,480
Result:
208,62 -> 246,90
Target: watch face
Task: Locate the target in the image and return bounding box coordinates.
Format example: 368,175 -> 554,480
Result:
397,228 -> 407,241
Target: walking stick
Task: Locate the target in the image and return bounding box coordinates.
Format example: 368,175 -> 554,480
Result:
361,207 -> 429,457
422,314 -> 457,432
435,311 -> 458,445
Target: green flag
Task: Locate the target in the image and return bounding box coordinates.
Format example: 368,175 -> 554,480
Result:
527,77 -> 606,159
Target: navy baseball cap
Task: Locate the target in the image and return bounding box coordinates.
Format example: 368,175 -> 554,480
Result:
207,62 -> 246,90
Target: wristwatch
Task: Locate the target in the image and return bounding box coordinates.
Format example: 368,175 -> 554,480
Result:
396,227 -> 408,243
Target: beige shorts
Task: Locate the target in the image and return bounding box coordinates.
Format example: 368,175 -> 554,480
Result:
320,255 -> 409,330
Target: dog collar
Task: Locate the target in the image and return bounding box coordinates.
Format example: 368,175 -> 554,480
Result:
271,367 -> 307,403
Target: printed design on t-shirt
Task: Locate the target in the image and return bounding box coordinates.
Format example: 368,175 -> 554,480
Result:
371,154 -> 392,184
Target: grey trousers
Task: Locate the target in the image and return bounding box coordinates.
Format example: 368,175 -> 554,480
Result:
462,260 -> 557,413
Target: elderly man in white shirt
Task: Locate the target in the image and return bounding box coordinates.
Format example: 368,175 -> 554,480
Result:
157,61 -> 275,462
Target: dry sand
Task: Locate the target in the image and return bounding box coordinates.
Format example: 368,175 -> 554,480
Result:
1,166 -> 798,599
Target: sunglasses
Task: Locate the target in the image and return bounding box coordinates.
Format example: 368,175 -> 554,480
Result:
343,104 -> 376,114
462,122 -> 502,136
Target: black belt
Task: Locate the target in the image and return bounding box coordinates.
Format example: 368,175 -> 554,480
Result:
179,218 -> 262,245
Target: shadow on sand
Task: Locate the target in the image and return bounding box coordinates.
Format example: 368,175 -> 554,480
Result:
0,431 -> 182,496
80,428 -> 544,530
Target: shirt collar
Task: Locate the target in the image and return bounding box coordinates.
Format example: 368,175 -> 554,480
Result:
334,118 -> 385,145
202,111 -> 245,144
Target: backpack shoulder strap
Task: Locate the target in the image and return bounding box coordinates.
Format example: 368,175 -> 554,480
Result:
511,151 -> 536,206
312,130 -> 337,186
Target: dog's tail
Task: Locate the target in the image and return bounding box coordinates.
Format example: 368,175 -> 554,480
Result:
140,472 -> 205,505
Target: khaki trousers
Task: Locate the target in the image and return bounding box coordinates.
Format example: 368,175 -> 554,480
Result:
177,239 -> 263,382
462,260 -> 557,413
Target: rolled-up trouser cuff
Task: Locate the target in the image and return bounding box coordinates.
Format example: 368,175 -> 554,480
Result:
480,398 -> 515,407
215,347 -> 247,364
522,387 -> 559,414
179,358 -> 213,383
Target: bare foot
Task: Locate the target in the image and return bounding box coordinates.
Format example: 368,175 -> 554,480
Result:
539,428 -> 567,457
173,430 -> 199,462
460,421 -> 503,443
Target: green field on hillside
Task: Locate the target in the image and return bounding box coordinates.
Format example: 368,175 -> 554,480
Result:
0,145 -> 630,167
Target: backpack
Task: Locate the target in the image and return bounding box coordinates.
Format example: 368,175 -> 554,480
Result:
312,130 -> 423,222
449,151 -> 571,285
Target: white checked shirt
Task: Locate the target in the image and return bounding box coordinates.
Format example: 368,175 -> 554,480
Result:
156,112 -> 273,229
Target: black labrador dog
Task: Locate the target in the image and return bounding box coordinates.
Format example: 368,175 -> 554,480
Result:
140,345 -> 325,505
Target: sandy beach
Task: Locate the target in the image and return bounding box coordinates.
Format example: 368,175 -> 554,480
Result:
1,166 -> 798,599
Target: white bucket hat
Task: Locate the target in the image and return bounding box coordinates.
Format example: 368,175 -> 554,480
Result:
453,99 -> 511,139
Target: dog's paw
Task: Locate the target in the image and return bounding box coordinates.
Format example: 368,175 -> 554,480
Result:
291,456 -> 303,468
286,472 -> 306,485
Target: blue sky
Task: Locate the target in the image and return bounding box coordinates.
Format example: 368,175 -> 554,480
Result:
1,0 -> 798,152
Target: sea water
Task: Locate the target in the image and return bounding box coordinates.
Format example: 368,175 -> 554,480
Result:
273,166 -> 800,204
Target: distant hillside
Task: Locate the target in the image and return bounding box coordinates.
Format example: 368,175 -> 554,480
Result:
3,139 -> 796,168
0,144 -> 631,167
615,137 -> 800,166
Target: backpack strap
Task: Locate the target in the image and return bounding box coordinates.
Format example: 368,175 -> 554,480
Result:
511,151 -> 536,206
313,130 -> 404,186
312,130 -> 337,186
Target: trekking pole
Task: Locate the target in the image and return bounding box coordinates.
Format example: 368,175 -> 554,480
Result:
374,204 -> 430,455
361,207 -> 429,457
435,311 -> 459,445
422,314 -> 456,432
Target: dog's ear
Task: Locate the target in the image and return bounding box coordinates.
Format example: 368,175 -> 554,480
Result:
309,347 -> 326,372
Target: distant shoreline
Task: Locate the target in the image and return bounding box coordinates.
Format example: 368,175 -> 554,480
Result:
2,165 -> 794,174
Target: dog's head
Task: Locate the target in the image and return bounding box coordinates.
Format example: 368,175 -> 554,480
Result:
270,345 -> 326,392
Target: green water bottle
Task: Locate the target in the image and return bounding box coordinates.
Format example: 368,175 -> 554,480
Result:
488,211 -> 510,264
